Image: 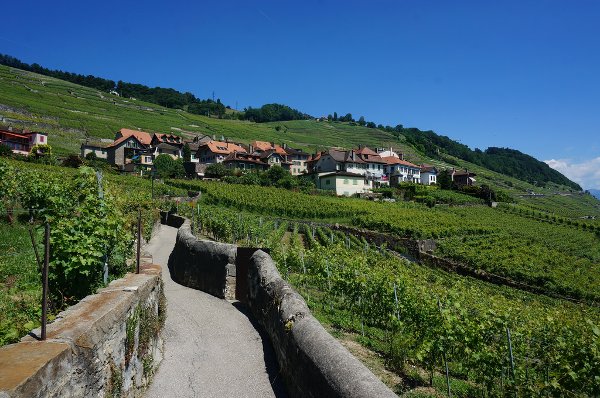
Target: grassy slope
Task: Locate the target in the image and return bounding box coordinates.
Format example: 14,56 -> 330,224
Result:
1,64 -> 599,218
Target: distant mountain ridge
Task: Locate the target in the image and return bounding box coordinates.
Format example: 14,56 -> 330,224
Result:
589,189 -> 600,199
397,129 -> 582,190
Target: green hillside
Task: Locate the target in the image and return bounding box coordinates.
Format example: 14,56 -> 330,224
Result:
1,64 -> 599,219
0,65 -> 404,152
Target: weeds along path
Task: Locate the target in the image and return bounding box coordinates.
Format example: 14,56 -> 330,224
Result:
144,225 -> 285,398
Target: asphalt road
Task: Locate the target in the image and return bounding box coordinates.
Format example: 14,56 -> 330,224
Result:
144,225 -> 286,398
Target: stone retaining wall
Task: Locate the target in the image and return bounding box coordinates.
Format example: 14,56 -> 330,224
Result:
168,217 -> 396,398
247,250 -> 397,398
167,219 -> 237,299
0,265 -> 165,398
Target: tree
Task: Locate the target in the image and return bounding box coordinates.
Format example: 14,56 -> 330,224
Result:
29,143 -> 52,157
327,114 -> 332,121
29,144 -> 55,164
366,121 -> 376,128
333,112 -> 338,121
204,163 -> 230,178
62,155 -> 83,168
358,116 -> 366,126
183,143 -> 191,162
438,169 -> 453,190
264,165 -> 289,186
154,154 -> 185,179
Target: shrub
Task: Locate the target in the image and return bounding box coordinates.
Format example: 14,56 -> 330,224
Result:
0,143 -> 11,157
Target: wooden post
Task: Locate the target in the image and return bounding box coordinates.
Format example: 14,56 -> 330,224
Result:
136,208 -> 141,274
41,222 -> 49,340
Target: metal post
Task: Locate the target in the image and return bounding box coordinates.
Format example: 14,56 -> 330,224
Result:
136,208 -> 141,274
28,225 -> 42,272
438,299 -> 451,397
41,222 -> 49,340
507,327 -> 515,379
393,283 -> 400,320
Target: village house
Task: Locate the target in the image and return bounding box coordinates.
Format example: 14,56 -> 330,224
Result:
196,140 -> 247,163
0,128 -> 48,156
284,147 -> 310,175
307,145 -> 388,188
316,171 -> 369,196
245,141 -> 308,175
257,149 -> 292,171
80,141 -> 110,159
383,157 -> 421,185
222,152 -> 270,171
451,168 -> 476,187
184,135 -> 212,163
104,128 -> 154,170
420,165 -> 438,185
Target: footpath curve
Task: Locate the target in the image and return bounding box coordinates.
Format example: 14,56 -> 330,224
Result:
144,225 -> 285,398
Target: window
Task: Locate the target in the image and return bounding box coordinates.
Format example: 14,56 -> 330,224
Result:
343,179 -> 349,184
325,179 -> 331,185
353,180 -> 357,185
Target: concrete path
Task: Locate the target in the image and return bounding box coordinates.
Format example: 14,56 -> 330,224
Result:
144,225 -> 286,398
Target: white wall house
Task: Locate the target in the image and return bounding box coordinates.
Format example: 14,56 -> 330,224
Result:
383,157 -> 421,185
317,172 -> 370,196
420,166 -> 438,185
309,147 -> 388,187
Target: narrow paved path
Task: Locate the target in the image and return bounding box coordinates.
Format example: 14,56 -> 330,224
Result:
144,225 -> 286,398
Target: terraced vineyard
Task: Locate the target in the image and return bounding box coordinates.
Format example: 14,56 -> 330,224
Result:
171,179 -> 600,302
178,203 -> 600,397
0,65 -> 408,155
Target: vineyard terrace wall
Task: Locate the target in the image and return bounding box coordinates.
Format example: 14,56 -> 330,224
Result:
167,216 -> 396,398
0,264 -> 165,398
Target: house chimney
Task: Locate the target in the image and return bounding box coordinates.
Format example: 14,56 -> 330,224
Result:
358,144 -> 362,150
270,142 -> 275,149
212,134 -> 216,140
249,144 -> 254,153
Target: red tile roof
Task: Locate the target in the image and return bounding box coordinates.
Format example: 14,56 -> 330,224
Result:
109,128 -> 152,148
382,156 -> 419,168
251,140 -> 287,155
355,146 -> 378,156
202,141 -> 247,155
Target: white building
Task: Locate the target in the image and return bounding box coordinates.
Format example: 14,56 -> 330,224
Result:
317,171 -> 370,196
383,157 -> 421,185
420,165 -> 438,185
308,146 -> 388,187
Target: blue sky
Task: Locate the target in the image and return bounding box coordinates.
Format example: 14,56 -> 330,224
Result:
2,0 -> 599,188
